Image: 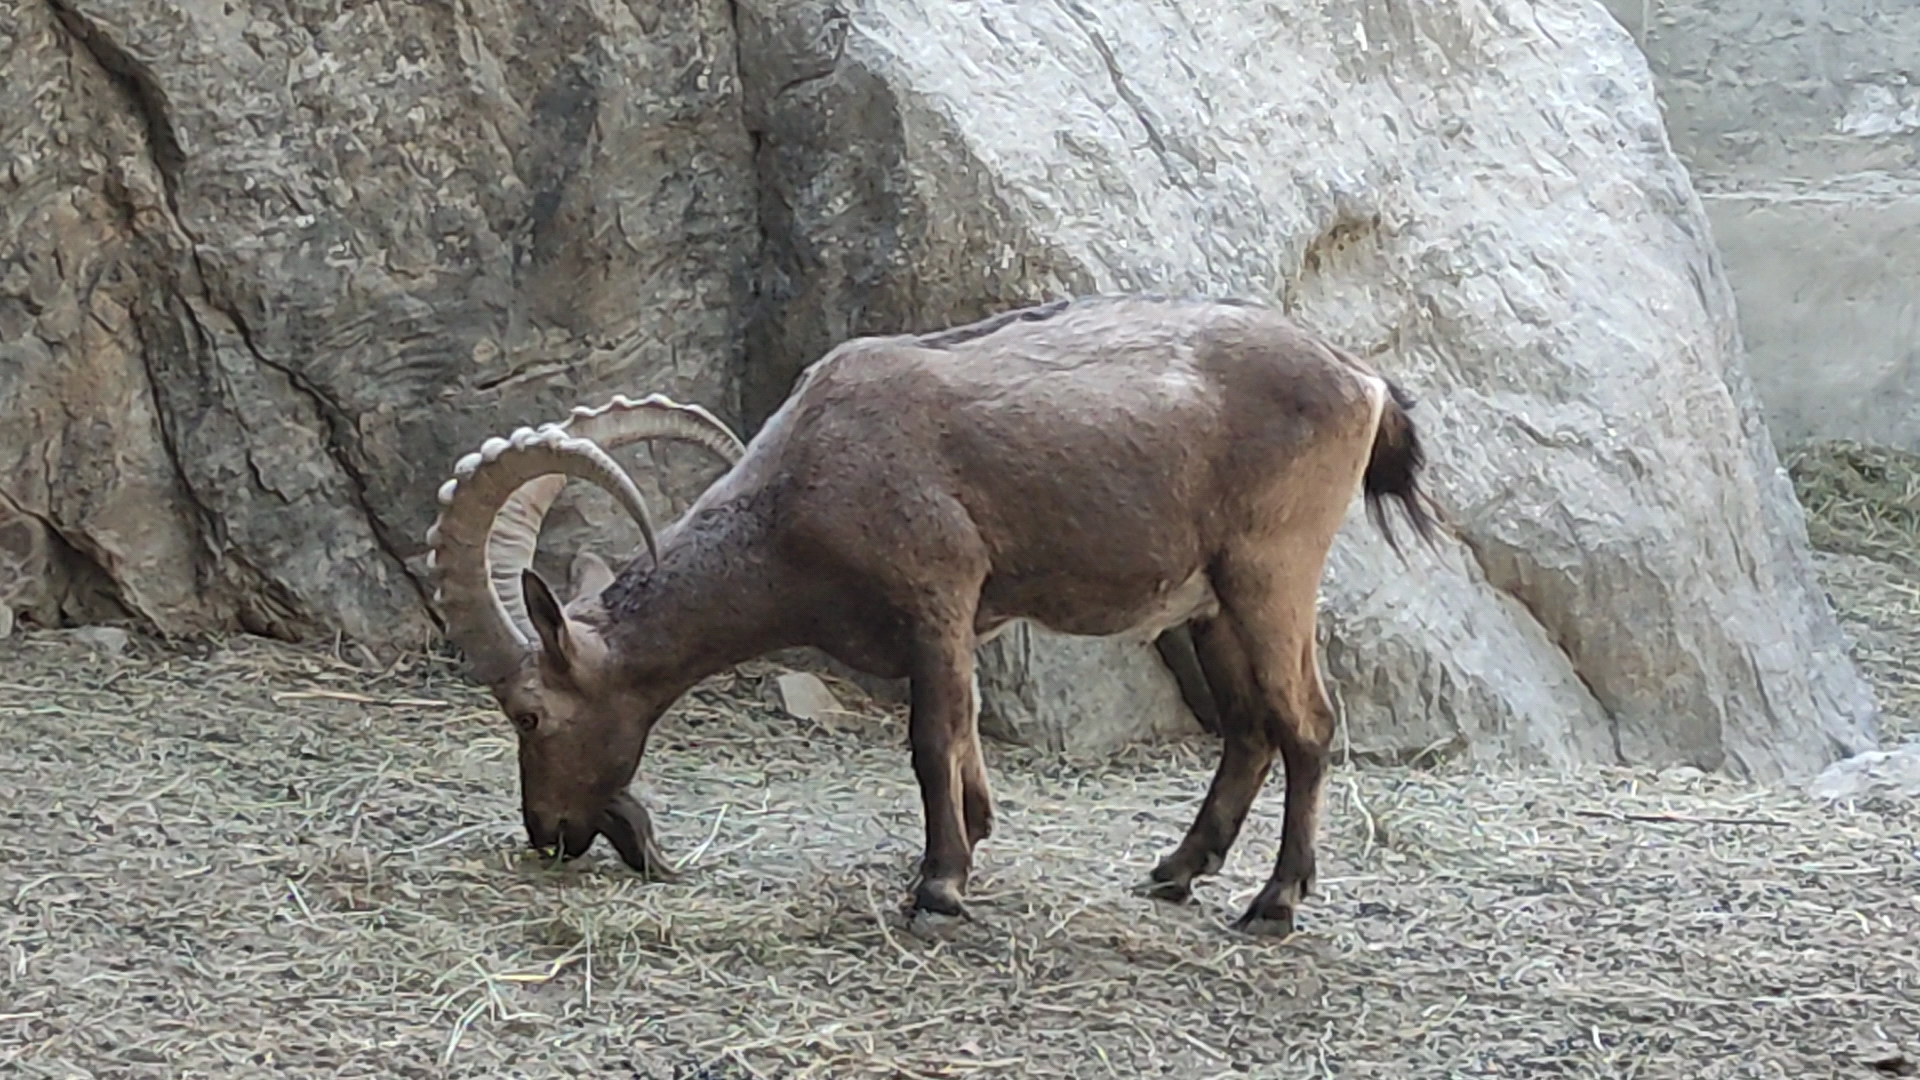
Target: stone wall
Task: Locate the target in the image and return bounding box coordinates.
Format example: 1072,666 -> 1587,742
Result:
1603,0 -> 1920,450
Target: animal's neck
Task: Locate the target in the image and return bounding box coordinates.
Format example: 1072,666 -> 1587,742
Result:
602,498 -> 801,689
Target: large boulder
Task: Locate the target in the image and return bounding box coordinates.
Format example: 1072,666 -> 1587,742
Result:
0,0 -> 755,645
737,0 -> 1880,778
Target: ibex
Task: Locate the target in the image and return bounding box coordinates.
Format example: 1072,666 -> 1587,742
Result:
426,294 -> 1436,935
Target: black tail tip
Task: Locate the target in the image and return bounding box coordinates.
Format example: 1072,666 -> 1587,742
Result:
1364,390 -> 1439,557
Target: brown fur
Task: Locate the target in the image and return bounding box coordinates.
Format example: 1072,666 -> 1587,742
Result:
467,294 -> 1436,934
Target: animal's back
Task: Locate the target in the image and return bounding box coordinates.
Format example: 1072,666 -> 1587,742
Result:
804,294 -> 1360,447
810,294 -> 1373,486
758,295 -> 1383,636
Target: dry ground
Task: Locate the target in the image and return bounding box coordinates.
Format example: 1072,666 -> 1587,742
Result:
2,634 -> 1916,1079
2,441 -> 1918,1079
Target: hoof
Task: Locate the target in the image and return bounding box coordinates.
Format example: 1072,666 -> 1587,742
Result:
1135,850 -> 1218,905
910,876 -> 971,920
1230,903 -> 1298,938
1132,875 -> 1194,904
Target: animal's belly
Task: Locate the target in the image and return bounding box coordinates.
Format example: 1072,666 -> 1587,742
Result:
975,568 -> 1220,645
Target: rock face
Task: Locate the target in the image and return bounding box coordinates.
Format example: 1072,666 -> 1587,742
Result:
0,501 -> 52,639
738,0 -> 1879,777
1,0 -> 755,646
1600,0 -> 1920,452
1,0 -> 1882,779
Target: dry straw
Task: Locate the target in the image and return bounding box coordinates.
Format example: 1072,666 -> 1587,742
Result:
1788,440 -> 1920,743
0,451 -> 1914,1077
1787,440 -> 1920,573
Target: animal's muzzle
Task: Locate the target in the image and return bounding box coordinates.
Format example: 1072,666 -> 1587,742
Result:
524,807 -> 598,860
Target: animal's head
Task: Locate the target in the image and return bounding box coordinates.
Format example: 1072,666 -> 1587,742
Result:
424,395 -> 745,875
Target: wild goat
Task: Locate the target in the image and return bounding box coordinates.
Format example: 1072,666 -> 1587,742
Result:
425,294 -> 1436,935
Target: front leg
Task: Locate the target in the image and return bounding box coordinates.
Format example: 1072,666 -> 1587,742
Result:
906,633 -> 980,918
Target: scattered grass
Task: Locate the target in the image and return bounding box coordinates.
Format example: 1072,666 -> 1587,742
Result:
1787,440 -> 1920,572
1789,439 -> 1920,742
1,629 -> 1915,1078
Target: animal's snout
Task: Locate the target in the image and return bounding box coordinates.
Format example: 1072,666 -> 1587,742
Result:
523,807 -> 597,860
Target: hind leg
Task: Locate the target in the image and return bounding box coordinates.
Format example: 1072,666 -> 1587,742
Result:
1223,574 -> 1338,937
1140,614 -> 1277,902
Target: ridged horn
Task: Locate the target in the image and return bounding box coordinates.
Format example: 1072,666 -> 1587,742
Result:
485,394 -> 746,635
426,424 -> 661,683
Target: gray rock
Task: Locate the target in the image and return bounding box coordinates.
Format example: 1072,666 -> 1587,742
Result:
1806,744 -> 1920,802
774,671 -> 844,724
0,501 -> 50,638
975,624 -> 1199,755
1,0 -> 756,645
737,0 -> 1879,778
68,625 -> 131,656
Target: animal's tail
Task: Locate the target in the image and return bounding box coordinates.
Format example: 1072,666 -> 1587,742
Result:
1363,379 -> 1440,557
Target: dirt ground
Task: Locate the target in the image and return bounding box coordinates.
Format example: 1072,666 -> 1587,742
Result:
3,482 -> 1919,1077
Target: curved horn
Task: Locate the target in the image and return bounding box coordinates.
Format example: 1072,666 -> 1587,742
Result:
426,425 -> 661,683
485,394 -> 747,634
565,393 -> 747,464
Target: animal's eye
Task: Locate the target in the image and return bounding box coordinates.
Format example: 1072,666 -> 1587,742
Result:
511,712 -> 540,733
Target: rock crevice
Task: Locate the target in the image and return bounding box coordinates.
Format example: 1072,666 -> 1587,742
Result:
45,0 -> 186,217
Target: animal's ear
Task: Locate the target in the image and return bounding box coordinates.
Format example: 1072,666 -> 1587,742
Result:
522,568 -> 571,674
567,549 -> 615,603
